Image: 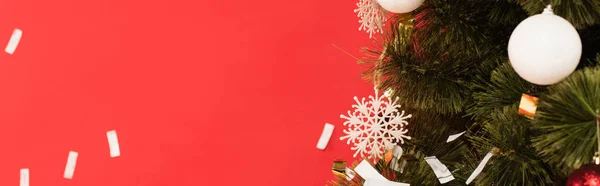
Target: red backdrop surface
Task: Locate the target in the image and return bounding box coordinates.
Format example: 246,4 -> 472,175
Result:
0,0 -> 374,185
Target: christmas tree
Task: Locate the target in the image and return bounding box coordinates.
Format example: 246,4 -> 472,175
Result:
330,0 -> 600,185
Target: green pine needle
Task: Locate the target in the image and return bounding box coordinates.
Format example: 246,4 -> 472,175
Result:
332,0 -> 600,185
533,67 -> 600,173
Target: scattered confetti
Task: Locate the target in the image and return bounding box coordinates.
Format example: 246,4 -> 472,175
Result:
354,160 -> 410,185
389,145 -> 404,171
466,150 -> 494,184
518,93 -> 539,119
107,130 -> 121,158
317,123 -> 334,150
425,156 -> 455,184
5,28 -> 22,55
446,131 -> 466,143
355,160 -> 388,180
399,160 -> 407,173
20,168 -> 29,186
63,151 -> 78,179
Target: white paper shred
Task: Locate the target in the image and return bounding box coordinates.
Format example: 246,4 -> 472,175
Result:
316,123 -> 334,150
389,145 -> 404,171
425,156 -> 455,184
345,167 -> 356,181
364,179 -> 410,186
399,160 -> 407,173
355,160 -> 410,185
392,145 -> 403,157
20,168 -> 29,186
5,28 -> 22,55
466,151 -> 494,184
446,131 -> 466,143
63,151 -> 78,179
107,130 -> 121,158
355,160 -> 388,180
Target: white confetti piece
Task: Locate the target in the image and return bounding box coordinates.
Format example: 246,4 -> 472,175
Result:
399,160 -> 407,173
355,160 -> 388,180
345,167 -> 356,181
364,179 -> 410,186
20,168 -> 29,186
107,130 -> 121,158
316,123 -> 334,150
425,156 -> 455,184
392,145 -> 403,157
63,151 -> 78,179
5,28 -> 22,55
446,131 -> 466,143
466,151 -> 494,184
389,145 -> 404,172
354,160 -> 410,185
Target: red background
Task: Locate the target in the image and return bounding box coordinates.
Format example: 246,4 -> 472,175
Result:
0,0 -> 374,185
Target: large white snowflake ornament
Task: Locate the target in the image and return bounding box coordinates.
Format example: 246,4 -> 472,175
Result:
340,87 -> 411,161
355,0 -> 387,38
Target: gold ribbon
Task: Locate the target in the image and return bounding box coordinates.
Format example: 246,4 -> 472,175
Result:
332,159 -> 347,179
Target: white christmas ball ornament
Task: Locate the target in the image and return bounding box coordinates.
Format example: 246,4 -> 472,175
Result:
508,5 -> 582,85
377,0 -> 425,13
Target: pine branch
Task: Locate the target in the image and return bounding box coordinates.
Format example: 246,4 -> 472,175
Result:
362,0 -> 523,116
467,62 -> 545,122
364,21 -> 474,115
468,106 -> 563,185
532,66 -> 600,173
392,110 -> 470,185
331,1 -> 600,186
488,1 -> 529,25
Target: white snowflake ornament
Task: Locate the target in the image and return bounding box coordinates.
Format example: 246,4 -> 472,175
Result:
355,0 -> 387,38
340,87 -> 411,161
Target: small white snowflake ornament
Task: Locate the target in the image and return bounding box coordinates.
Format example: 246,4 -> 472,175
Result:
340,87 -> 411,161
355,0 -> 387,38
